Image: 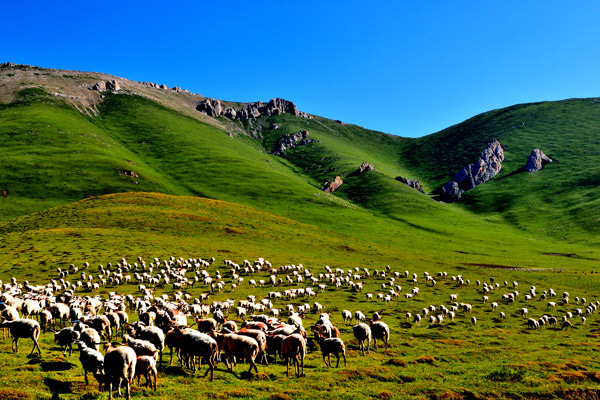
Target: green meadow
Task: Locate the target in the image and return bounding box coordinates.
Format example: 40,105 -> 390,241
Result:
0,65 -> 599,399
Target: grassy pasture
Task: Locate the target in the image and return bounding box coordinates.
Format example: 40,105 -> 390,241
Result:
0,193 -> 599,399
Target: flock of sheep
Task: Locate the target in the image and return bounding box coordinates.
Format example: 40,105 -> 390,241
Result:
0,255 -> 596,399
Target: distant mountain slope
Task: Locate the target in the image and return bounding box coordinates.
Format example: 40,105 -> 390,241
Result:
403,98 -> 600,243
2,62 -> 600,251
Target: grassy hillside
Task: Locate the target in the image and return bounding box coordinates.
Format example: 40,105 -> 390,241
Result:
400,98 -> 600,244
2,65 -> 600,399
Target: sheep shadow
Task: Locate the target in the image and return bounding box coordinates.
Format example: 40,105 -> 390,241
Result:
44,377 -> 72,394
40,361 -> 76,372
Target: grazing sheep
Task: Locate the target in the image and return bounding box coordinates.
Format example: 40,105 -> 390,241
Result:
471,317 -> 477,325
354,311 -> 366,323
196,318 -> 218,333
126,323 -> 165,364
135,355 -> 158,390
40,310 -> 53,333
54,327 -> 81,356
103,344 -> 137,400
342,310 -> 352,325
352,323 -> 371,356
237,328 -> 269,365
280,333 -> 306,377
214,332 -> 260,374
78,327 -> 102,352
75,340 -> 104,389
0,319 -> 42,356
370,320 -> 389,349
316,333 -> 347,367
174,327 -> 218,379
123,334 -> 159,359
527,318 -> 540,330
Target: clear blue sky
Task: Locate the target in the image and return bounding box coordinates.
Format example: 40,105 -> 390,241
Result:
3,1 -> 600,138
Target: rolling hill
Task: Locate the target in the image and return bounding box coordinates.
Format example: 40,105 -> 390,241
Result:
1,62 -> 600,275
2,62 -> 600,400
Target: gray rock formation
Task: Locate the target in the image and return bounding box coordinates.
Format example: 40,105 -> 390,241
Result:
196,98 -> 223,117
106,80 -> 120,92
395,176 -> 425,194
439,139 -> 505,202
91,80 -> 119,92
272,130 -> 319,156
322,176 -> 343,194
223,108 -> 237,119
525,148 -> 552,172
359,162 -> 374,173
91,81 -> 106,91
195,98 -> 311,120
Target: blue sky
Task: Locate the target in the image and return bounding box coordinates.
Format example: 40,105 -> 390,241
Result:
3,1 -> 600,137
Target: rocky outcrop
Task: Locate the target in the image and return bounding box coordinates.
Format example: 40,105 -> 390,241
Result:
91,80 -> 120,92
525,148 -> 552,172
196,98 -> 223,117
106,80 -> 120,91
395,176 -> 425,194
91,81 -> 106,91
272,130 -> 319,156
439,139 -> 505,202
195,97 -> 311,120
359,162 -> 374,173
322,176 -> 343,194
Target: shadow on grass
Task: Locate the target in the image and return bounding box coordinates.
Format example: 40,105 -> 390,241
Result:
40,361 -> 76,372
44,377 -> 72,394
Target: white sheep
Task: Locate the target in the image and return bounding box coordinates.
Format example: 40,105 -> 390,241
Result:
352,323 -> 371,355
103,344 -> 137,400
76,340 -> 104,389
0,319 -> 42,356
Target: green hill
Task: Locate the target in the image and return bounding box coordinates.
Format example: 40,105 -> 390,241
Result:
3,63 -> 600,400
2,63 -> 600,267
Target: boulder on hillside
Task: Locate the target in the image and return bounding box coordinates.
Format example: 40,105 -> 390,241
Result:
198,97 -> 311,120
223,108 -> 237,119
266,98 -> 299,116
440,181 -> 463,203
322,176 -> 343,194
525,148 -> 552,172
160,84 -> 168,90
272,130 -> 319,156
106,80 -> 120,92
359,162 -> 374,173
91,80 -> 120,92
196,98 -> 223,117
395,176 -> 425,194
91,81 -> 107,91
439,139 -> 504,202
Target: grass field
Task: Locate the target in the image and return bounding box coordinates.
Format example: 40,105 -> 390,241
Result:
1,65 -> 600,399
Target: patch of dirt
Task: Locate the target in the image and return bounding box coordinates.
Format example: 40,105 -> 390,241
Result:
414,355 -> 436,365
0,389 -> 31,400
386,358 -> 407,367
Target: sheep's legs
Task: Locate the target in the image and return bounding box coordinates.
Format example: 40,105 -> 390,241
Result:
29,338 -> 42,356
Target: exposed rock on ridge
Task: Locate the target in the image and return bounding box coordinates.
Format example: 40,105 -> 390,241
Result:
272,130 -> 319,156
196,97 -> 312,120
525,148 -> 552,172
91,80 -> 120,92
395,176 -> 425,194
440,139 -> 504,202
359,162 -> 374,173
322,176 -> 343,194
